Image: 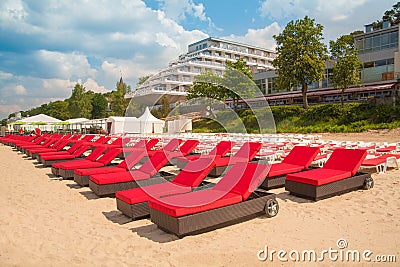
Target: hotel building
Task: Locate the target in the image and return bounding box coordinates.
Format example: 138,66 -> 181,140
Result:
125,37 -> 276,106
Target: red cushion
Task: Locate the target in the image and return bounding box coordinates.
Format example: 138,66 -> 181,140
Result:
96,148 -> 122,165
286,168 -> 352,186
62,161 -> 104,170
44,154 -> 76,161
148,190 -> 242,217
266,162 -> 304,177
74,166 -> 126,176
323,149 -> 367,175
282,146 -> 320,167
116,182 -> 192,204
90,170 -> 150,185
376,146 -> 396,153
362,157 -> 387,166
172,157 -> 216,187
139,151 -> 169,175
118,149 -> 147,169
213,163 -> 270,200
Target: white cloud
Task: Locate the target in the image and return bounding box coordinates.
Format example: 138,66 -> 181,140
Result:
83,78 -> 110,94
225,23 -> 281,50
258,0 -> 395,40
15,85 -> 27,95
157,0 -> 207,22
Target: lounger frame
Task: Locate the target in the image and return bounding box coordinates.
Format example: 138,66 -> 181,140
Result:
260,175 -> 286,190
149,190 -> 277,238
285,172 -> 372,201
90,174 -> 174,197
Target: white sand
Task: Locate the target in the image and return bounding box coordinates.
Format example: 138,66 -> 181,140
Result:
0,143 -> 399,266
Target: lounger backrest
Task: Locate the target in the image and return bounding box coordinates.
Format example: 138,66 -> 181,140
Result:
178,139 -> 199,155
209,141 -> 235,156
85,146 -> 108,161
323,148 -> 367,175
109,137 -> 122,147
72,145 -> 90,157
53,139 -> 70,150
93,136 -> 111,144
81,134 -> 95,142
117,149 -> 146,169
172,157 -> 216,187
282,146 -> 320,167
162,138 -> 183,152
130,139 -> 147,149
145,138 -> 159,150
232,142 -> 262,161
96,148 -> 122,165
139,151 -> 169,176
213,162 -> 270,200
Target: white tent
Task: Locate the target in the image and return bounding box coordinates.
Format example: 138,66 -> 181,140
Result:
63,118 -> 90,132
106,116 -> 140,135
168,119 -> 192,134
138,107 -> 164,134
14,114 -> 61,132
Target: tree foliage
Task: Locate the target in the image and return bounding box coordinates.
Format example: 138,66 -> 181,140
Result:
111,77 -> 131,116
67,83 -> 92,118
373,2 -> 400,28
273,16 -> 328,109
91,93 -> 108,119
187,58 -> 255,110
330,34 -> 362,106
137,75 -> 151,86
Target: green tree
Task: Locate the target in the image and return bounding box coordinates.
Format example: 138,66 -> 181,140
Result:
67,83 -> 92,118
47,101 -> 71,120
137,75 -> 151,86
111,77 -> 131,116
373,2 -> 400,28
273,16 -> 328,109
187,71 -> 226,101
224,58 -> 256,110
91,93 -> 108,119
159,95 -> 171,118
330,34 -> 362,106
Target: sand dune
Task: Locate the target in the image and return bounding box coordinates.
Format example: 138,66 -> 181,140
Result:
0,144 -> 399,266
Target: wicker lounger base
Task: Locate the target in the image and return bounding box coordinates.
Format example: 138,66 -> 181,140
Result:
117,200 -> 150,220
285,172 -> 373,201
42,157 -> 82,167
89,176 -> 168,197
259,175 -> 286,190
208,166 -> 228,177
59,169 -> 75,180
150,191 -> 278,238
74,174 -> 91,187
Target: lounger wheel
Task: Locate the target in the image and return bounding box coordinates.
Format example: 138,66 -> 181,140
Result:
363,177 -> 374,190
265,199 -> 279,218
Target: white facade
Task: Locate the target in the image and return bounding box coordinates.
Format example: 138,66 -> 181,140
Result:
126,37 -> 277,106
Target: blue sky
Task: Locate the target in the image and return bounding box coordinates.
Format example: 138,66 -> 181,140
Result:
0,0 -> 396,119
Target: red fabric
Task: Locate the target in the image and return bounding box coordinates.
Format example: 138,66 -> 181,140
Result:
74,166 -> 126,176
323,149 -> 367,175
266,162 -> 304,177
213,163 -> 270,200
116,182 -> 192,204
282,146 -> 320,167
138,151 -> 169,176
58,160 -> 104,170
286,168 -> 352,186
148,190 -> 242,217
376,146 -> 396,153
362,157 -> 387,166
172,157 -> 216,187
90,170 -> 150,185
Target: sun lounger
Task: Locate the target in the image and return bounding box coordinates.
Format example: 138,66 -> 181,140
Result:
53,147 -> 125,179
173,140 -> 234,169
260,146 -> 320,190
361,153 -> 400,173
212,141 -> 262,176
148,162 -> 279,238
89,150 -> 175,197
116,156 -> 216,220
73,139 -> 160,186
285,149 -> 373,201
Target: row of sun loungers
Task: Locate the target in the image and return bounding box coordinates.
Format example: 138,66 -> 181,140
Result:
1,132 -> 397,238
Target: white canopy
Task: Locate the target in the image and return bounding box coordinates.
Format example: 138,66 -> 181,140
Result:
14,114 -> 61,132
19,114 -> 61,124
106,116 -> 140,134
138,107 -> 164,134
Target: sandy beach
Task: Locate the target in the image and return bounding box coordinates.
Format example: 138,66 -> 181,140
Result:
0,134 -> 399,266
